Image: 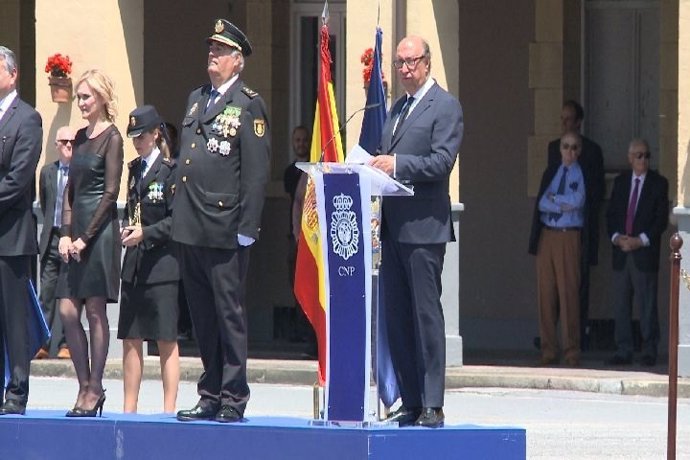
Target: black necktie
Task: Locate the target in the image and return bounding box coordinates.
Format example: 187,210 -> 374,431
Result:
141,159 -> 148,180
393,96 -> 415,136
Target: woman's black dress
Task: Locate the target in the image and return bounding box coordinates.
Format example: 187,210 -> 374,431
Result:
56,125 -> 123,302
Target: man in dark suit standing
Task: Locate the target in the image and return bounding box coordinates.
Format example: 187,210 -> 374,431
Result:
173,19 -> 270,423
370,35 -> 463,428
36,126 -> 73,360
0,46 -> 43,415
547,101 -> 605,349
605,139 -> 668,366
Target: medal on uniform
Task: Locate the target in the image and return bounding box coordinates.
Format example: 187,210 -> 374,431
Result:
207,137 -> 219,153
214,106 -> 242,138
147,182 -> 164,202
219,141 -> 231,156
188,102 -> 198,116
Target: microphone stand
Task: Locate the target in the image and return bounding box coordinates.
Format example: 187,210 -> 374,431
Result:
319,103 -> 381,162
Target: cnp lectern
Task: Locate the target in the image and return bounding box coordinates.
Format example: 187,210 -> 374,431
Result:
296,162 -> 413,423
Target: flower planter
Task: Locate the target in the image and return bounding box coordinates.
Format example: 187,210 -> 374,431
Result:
49,76 -> 72,103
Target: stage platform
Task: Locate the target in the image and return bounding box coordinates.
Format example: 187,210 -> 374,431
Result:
0,411 -> 526,459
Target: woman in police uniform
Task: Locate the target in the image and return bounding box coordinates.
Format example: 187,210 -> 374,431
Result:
118,105 -> 180,413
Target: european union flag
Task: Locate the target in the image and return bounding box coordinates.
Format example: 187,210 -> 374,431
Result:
358,27 -> 400,409
358,27 -> 387,154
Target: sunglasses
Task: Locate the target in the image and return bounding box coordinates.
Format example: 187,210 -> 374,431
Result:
57,139 -> 74,146
634,151 -> 651,160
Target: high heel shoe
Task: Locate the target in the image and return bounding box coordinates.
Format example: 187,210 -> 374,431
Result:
66,390 -> 106,418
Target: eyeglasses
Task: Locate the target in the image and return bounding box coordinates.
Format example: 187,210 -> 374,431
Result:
560,142 -> 580,151
57,139 -> 74,146
634,151 -> 651,160
393,55 -> 426,69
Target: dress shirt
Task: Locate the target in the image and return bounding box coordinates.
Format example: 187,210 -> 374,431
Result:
140,147 -> 161,179
539,162 -> 585,228
54,162 -> 69,227
0,89 -> 17,120
611,172 -> 650,246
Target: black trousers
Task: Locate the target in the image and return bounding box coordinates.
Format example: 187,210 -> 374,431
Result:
177,243 -> 250,415
0,255 -> 32,404
39,228 -> 66,350
381,239 -> 446,409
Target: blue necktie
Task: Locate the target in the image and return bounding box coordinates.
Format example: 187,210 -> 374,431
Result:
205,89 -> 220,113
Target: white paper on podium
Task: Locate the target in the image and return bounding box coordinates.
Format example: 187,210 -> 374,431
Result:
345,144 -> 373,164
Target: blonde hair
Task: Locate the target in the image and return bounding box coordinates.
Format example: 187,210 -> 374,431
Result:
75,69 -> 118,122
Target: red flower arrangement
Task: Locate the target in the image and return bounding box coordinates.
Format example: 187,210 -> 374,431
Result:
44,53 -> 73,78
361,47 -> 385,86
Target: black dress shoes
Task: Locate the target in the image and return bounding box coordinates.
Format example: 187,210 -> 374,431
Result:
415,407 -> 444,428
0,400 -> 26,415
605,354 -> 632,366
385,406 -> 421,426
176,404 -> 217,421
215,405 -> 242,423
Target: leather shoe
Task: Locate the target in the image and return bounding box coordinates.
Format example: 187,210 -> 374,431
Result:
33,348 -> 49,360
385,406 -> 421,426
639,355 -> 656,367
415,407 -> 444,428
176,404 -> 217,421
56,347 -> 71,360
0,400 -> 26,415
215,405 -> 242,423
605,354 -> 632,366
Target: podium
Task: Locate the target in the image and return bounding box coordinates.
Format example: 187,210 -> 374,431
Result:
296,162 -> 412,423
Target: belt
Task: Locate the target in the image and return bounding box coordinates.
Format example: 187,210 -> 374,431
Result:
544,226 -> 581,232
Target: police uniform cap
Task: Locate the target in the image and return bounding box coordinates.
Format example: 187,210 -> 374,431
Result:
207,19 -> 253,57
127,105 -> 163,138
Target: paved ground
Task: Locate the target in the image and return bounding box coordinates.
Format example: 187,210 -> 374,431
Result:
30,352 -> 690,398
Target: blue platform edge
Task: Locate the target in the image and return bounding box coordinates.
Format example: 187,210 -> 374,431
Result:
0,411 -> 526,460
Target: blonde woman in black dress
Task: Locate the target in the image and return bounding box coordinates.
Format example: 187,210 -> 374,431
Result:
57,69 -> 123,417
118,105 -> 179,413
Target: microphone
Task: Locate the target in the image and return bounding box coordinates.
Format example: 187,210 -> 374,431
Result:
319,103 -> 382,162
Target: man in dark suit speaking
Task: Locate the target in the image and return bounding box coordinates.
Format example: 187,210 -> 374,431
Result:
370,35 -> 463,428
0,46 -> 43,415
606,139 -> 668,367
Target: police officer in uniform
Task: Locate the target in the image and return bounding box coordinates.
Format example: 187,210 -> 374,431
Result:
119,105 -> 180,413
173,19 -> 270,423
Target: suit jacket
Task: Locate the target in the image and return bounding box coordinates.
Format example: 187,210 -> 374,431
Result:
38,161 -> 60,259
528,161 -> 562,255
379,82 -> 464,244
547,135 -> 605,265
171,79 -> 271,249
0,95 -> 42,256
121,154 -> 179,284
606,169 -> 669,272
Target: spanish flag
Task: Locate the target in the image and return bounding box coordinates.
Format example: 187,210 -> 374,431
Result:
294,11 -> 343,385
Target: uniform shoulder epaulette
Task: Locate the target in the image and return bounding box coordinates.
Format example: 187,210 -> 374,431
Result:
242,86 -> 259,99
161,157 -> 176,167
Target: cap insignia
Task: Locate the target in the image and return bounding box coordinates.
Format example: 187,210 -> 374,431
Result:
215,20 -> 224,34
